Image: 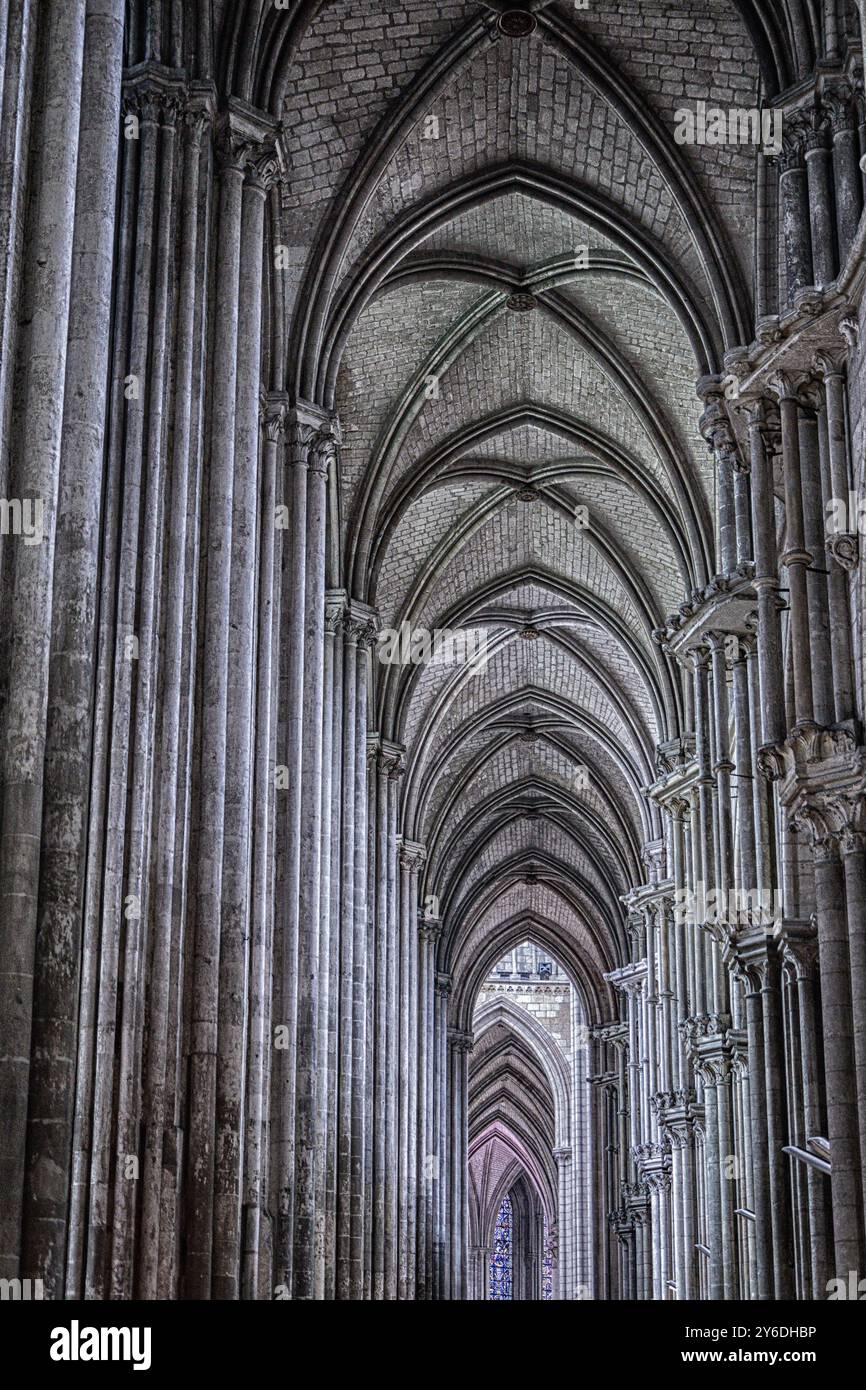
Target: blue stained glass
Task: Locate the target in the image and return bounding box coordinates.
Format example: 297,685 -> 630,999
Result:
489,1193 -> 513,1300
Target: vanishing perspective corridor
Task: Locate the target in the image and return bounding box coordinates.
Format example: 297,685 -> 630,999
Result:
2,0 -> 866,1303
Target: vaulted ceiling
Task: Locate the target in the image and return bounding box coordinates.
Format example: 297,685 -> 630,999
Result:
128,0 -> 860,1017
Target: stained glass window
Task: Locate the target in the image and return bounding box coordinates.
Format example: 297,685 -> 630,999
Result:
489,1193 -> 513,1300
542,1221 -> 555,1300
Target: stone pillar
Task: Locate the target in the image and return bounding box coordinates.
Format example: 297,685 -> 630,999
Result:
840,816 -> 866,1232
706,631 -> 735,907
182,107 -> 248,1299
745,399 -> 786,745
417,918 -> 440,1299
213,133 -> 277,1303
242,397 -> 287,1300
699,389 -> 738,573
780,923 -> 828,1298
323,591 -> 346,1298
827,83 -> 862,263
384,755 -> 402,1299
554,1145 -> 572,1299
797,389 -> 835,726
778,118 -> 813,300
769,372 -> 814,725
0,0 -> 87,1284
350,607 -> 377,1298
730,945 -> 773,1298
813,350 -> 856,721
335,615 -> 358,1297
434,973 -> 450,1297
292,417 -> 338,1299
399,842 -> 425,1300
17,0 -> 124,1297
370,743 -> 388,1298
762,943 -> 795,1297
793,778 -> 865,1278
314,588 -> 347,1298
695,1056 -> 723,1300
449,1030 -> 471,1300
803,105 -> 837,286
692,648 -> 716,1012
109,82 -> 183,1298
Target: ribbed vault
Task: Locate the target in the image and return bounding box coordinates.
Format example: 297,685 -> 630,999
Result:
312,1 -> 768,1010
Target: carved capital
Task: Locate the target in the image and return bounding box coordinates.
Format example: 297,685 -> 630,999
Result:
246,141 -> 280,194
399,840 -> 426,873
261,392 -> 288,442
767,369 -> 810,404
824,82 -> 857,135
324,590 -> 347,636
778,113 -> 808,172
307,425 -> 340,478
344,601 -> 379,650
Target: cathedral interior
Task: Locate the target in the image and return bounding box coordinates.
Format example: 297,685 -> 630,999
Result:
2,0 -> 866,1304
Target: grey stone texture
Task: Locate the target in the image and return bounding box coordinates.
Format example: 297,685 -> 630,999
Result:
1,0 -> 866,1301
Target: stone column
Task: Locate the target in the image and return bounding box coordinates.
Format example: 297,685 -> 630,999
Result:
323,591 -> 346,1298
699,390 -> 738,573
692,648 -> 715,1014
762,944 -> 795,1297
212,133 -> 277,1302
778,118 -> 813,300
745,399 -> 786,745
827,83 -> 862,262
695,1056 -> 723,1300
241,396 -> 286,1300
798,389 -> 835,726
416,919 -> 437,1298
795,792 -> 864,1277
449,1031 -> 471,1301
554,1146 -> 572,1299
363,740 -> 376,1298
334,616 -> 357,1296
840,814 -> 866,1231
109,82 -> 182,1298
657,900 -> 674,1095
769,372 -> 814,725
17,0 -> 124,1297
803,105 -> 837,286
715,1055 -> 736,1299
398,842 -> 425,1299
780,924 -> 828,1298
730,946 -> 772,1298
706,631 -> 735,907
370,743 -> 388,1298
435,974 -> 451,1297
384,757 -> 401,1298
349,606 -> 377,1298
730,636 -> 756,894
313,588 -> 346,1298
182,107 -> 248,1299
0,0 -> 86,1284
813,350 -> 856,721
292,417 -> 338,1299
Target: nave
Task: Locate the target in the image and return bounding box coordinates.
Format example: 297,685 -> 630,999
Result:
1,0 -> 866,1301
